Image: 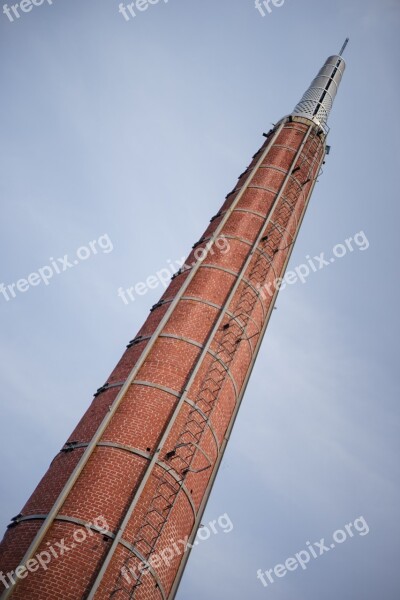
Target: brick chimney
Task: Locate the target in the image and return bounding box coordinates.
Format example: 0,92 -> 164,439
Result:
0,47 -> 347,600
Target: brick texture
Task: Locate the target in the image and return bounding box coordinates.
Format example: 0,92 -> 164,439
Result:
0,118 -> 325,599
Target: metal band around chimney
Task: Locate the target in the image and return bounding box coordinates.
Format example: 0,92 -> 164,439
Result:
1,121 -> 289,600
84,124 -> 313,599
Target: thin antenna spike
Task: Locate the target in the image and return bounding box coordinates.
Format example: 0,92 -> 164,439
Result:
339,38 -> 349,56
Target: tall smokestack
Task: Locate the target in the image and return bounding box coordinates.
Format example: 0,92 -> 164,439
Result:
0,46 -> 347,599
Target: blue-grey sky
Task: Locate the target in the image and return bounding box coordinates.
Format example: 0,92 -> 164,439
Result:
1,0 -> 399,598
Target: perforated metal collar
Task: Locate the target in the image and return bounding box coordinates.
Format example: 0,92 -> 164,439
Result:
292,54 -> 346,128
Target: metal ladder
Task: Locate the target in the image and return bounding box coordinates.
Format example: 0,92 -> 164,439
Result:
109,131 -> 323,599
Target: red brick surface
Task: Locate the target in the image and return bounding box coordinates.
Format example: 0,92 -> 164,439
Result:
0,119 -> 325,599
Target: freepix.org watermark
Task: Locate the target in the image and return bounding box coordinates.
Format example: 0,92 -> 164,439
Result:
0,515 -> 109,590
0,234 -> 114,302
255,0 -> 285,18
256,515 -> 370,589
257,230 -> 370,299
121,512 -> 233,584
2,0 -> 54,23
117,235 -> 230,305
118,0 -> 168,22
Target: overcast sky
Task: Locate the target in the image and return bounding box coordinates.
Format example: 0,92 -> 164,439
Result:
1,0 -> 399,598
